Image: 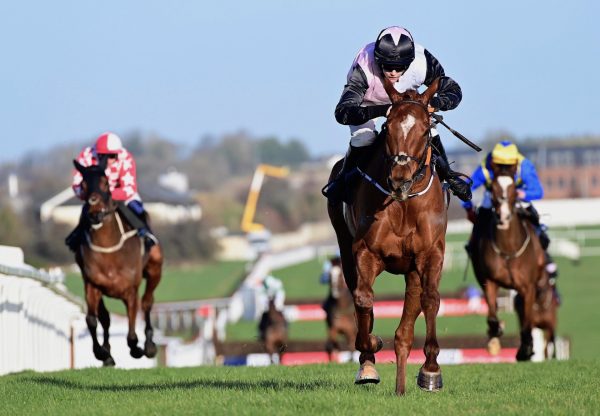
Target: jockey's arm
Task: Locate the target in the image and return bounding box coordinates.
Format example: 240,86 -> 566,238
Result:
334,65 -> 390,126
112,152 -> 138,202
462,165 -> 486,210
519,159 -> 544,201
423,49 -> 462,111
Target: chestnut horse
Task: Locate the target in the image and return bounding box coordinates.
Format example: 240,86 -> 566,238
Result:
73,160 -> 163,366
328,78 -> 448,395
469,163 -> 547,361
262,298 -> 288,364
324,257 -> 357,360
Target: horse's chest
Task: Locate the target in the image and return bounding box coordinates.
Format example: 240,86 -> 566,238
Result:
83,264 -> 139,296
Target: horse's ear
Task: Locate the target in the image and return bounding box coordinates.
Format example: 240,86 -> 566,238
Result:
383,77 -> 403,103
421,77 -> 441,105
73,159 -> 85,173
98,155 -> 108,171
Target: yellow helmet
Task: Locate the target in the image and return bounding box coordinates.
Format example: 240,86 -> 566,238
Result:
491,141 -> 520,165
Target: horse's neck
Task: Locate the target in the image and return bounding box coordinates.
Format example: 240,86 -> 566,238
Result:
269,308 -> 284,324
495,212 -> 527,250
89,213 -> 123,245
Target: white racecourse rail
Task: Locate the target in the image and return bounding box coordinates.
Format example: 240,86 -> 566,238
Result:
0,246 -> 156,375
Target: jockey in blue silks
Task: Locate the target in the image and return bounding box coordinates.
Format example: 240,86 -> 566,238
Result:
463,140 -> 559,296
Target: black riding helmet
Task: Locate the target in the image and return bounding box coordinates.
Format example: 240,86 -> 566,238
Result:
374,26 -> 415,69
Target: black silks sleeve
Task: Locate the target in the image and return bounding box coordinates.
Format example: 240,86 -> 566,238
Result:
334,65 -> 390,125
424,49 -> 462,111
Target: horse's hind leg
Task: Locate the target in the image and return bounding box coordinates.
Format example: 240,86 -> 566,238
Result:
124,288 -> 144,359
84,283 -> 111,363
98,298 -> 115,366
141,246 -> 163,358
394,270 -> 422,395
483,279 -> 503,355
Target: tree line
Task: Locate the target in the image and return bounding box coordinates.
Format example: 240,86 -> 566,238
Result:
0,131 -> 326,267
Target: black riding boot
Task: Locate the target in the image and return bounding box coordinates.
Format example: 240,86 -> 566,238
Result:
117,202 -> 159,251
65,223 -> 84,252
431,135 -> 472,202
65,204 -> 89,252
322,145 -> 368,205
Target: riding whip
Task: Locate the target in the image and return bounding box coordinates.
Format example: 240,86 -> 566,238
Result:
431,113 -> 482,152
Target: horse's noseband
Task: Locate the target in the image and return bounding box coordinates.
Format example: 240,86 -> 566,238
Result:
388,152 -> 419,166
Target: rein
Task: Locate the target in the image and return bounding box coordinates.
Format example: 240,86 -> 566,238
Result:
356,164 -> 436,201
490,220 -> 531,259
85,212 -> 139,254
490,219 -> 531,286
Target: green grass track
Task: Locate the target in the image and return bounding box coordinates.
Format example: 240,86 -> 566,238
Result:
1,361 -> 598,415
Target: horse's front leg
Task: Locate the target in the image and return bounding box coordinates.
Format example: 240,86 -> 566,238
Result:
84,282 -> 112,365
417,252 -> 443,392
97,298 -> 115,366
124,287 -> 144,359
394,270 -> 422,395
353,248 -> 383,384
141,246 -> 162,358
516,286 -> 535,361
483,279 -> 503,355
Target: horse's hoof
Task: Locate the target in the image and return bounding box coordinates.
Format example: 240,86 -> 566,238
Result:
103,356 -> 115,367
355,362 -> 380,385
130,346 -> 144,359
417,368 -> 443,392
487,337 -> 502,356
516,345 -> 534,362
93,345 -> 110,361
144,341 -> 157,358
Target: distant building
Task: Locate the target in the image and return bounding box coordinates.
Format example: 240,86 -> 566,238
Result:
447,138 -> 600,199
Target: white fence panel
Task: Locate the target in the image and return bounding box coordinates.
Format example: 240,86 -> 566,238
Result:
0,275 -> 83,375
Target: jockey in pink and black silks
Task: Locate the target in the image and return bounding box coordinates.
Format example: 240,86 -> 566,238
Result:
65,132 -> 158,252
323,26 -> 472,205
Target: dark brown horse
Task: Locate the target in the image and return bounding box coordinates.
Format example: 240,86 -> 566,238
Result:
324,257 -> 357,360
262,298 -> 288,364
73,160 -> 163,366
515,271 -> 559,359
328,78 -> 448,395
470,163 -> 547,361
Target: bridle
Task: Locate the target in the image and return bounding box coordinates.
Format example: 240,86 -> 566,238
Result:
383,99 -> 433,200
86,194 -> 118,229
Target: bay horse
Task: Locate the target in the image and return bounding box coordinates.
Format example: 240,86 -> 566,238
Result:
324,256 -> 357,361
469,162 -> 547,361
262,298 -> 288,364
514,271 -> 559,359
73,160 -> 163,366
328,78 -> 448,395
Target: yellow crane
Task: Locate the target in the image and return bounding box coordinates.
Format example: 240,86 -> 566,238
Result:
240,164 -> 289,233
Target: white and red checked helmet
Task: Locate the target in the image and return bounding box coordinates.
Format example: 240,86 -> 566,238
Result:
95,132 -> 123,154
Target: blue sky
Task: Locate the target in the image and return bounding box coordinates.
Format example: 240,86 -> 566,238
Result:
1,0 -> 598,162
